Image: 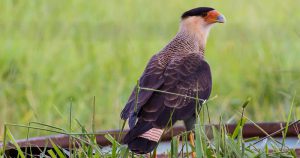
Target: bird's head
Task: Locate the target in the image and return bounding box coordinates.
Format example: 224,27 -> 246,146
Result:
181,7 -> 225,24
179,7 -> 225,47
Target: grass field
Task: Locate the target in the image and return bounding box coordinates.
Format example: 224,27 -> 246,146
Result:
1,0 -> 300,139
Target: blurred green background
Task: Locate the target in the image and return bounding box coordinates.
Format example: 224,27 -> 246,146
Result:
1,0 -> 300,138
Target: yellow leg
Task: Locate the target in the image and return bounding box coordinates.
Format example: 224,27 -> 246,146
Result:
148,149 -> 156,158
189,132 -> 196,158
146,153 -> 152,158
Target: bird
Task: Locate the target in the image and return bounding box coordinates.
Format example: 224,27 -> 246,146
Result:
120,7 -> 225,154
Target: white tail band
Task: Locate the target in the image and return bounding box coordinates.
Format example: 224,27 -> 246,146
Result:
139,128 -> 163,142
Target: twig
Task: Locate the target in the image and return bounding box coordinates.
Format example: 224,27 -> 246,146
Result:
140,87 -> 206,102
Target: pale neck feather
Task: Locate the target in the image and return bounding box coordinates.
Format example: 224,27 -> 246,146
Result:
179,17 -> 213,52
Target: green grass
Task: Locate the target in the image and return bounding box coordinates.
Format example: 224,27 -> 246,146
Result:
1,98 -> 298,157
1,0 -> 300,139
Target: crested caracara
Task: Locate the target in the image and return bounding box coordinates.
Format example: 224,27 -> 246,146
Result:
121,7 -> 225,154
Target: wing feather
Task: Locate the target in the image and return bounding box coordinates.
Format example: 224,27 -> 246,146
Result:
163,53 -> 212,109
139,53 -> 212,127
120,54 -> 166,128
122,52 -> 212,129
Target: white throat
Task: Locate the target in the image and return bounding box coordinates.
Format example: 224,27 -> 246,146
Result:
179,17 -> 213,50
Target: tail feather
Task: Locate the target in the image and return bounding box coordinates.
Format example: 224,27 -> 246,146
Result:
123,121 -> 152,143
127,137 -> 157,154
123,121 -> 162,154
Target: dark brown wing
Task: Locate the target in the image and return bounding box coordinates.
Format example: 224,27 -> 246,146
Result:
120,54 -> 166,128
140,53 -> 212,127
163,53 -> 211,109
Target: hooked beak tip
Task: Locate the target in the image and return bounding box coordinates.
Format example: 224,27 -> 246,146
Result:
216,14 -> 226,23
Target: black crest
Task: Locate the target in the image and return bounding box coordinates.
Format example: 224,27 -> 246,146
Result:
181,7 -> 214,19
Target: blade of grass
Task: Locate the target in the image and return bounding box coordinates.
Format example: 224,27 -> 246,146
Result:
120,146 -> 130,158
49,139 -> 66,158
92,96 -> 96,133
195,124 -> 203,158
40,142 -> 50,157
28,122 -> 66,132
6,128 -> 25,158
282,94 -> 295,150
171,137 -> 178,158
118,119 -> 127,142
48,149 -> 57,158
69,99 -> 73,157
104,134 -> 121,146
231,118 -> 246,139
2,125 -> 7,157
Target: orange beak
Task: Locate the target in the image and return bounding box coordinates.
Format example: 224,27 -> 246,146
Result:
205,10 -> 226,23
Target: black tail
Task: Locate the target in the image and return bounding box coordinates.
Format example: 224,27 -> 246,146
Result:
127,137 -> 157,154
123,120 -> 158,154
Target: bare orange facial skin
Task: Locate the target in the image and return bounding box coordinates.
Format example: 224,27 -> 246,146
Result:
204,10 -> 224,23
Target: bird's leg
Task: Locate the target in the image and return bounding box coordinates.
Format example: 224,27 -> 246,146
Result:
184,115 -> 196,132
184,115 -> 196,158
189,132 -> 196,158
147,153 -> 155,158
152,147 -> 157,158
